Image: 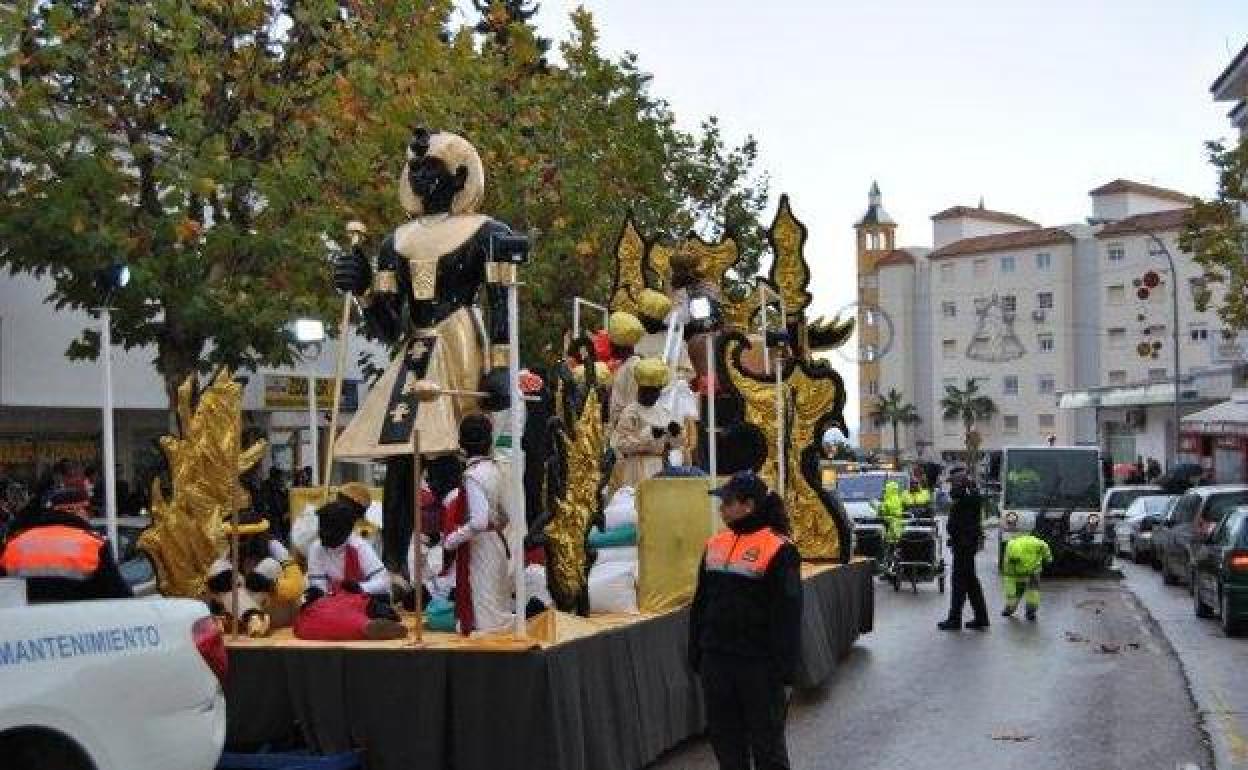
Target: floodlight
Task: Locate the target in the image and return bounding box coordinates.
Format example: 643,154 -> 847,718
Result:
689,296 -> 713,321
94,263 -> 130,294
291,319 -> 326,343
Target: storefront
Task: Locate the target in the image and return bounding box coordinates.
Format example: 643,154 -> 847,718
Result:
1180,390 -> 1248,484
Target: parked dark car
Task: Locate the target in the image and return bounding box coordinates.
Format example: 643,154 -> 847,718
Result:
1113,494 -> 1177,564
1156,486 -> 1248,588
1191,506 -> 1248,636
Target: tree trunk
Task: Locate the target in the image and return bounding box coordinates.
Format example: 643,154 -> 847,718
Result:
892,420 -> 901,462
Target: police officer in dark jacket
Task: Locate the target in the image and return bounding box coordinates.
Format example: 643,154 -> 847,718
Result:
938,475 -> 989,631
0,488 -> 132,602
689,471 -> 802,770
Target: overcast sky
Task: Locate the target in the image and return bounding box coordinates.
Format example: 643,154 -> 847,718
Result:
455,1 -> 1246,432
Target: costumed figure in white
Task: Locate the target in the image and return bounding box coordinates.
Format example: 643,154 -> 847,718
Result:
605,310 -> 644,430
610,358 -> 682,489
633,288 -> 699,463
440,414 -> 514,635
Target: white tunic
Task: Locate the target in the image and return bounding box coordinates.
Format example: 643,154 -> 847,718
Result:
306,533 -> 389,596
444,457 -> 513,633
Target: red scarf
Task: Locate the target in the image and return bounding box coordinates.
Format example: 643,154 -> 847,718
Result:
440,487 -> 475,635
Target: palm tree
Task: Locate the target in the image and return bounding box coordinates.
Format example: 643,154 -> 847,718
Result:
871,388 -> 921,461
940,378 -> 997,478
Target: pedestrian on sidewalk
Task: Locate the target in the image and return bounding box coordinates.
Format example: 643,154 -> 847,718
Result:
1001,533 -> 1052,621
938,475 -> 990,631
690,471 -> 802,770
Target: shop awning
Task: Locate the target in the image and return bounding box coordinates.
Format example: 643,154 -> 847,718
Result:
1182,393 -> 1248,436
1058,382 -> 1205,410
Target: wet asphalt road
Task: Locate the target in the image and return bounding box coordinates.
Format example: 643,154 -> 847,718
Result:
652,537 -> 1212,770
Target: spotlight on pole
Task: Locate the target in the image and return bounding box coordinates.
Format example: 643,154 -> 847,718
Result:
94,263 -> 130,295
290,318 -> 326,344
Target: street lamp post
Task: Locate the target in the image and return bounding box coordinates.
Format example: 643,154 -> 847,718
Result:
291,319 -> 327,487
1089,218 -> 1182,468
95,264 -> 130,560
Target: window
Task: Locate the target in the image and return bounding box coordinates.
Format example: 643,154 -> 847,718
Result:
1003,415 -> 1019,434
1036,252 -> 1052,270
1107,243 -> 1125,262
1004,376 -> 1019,395
973,259 -> 987,277
1108,327 -> 1126,349
1107,285 -> 1126,305
1191,327 -> 1209,342
1149,368 -> 1168,383
1001,255 -> 1016,273
941,263 -> 954,283
1108,370 -> 1127,386
862,345 -> 878,362
1038,375 -> 1055,394
1038,334 -> 1054,353
1038,414 -> 1056,430
1037,292 -> 1053,309
942,339 -> 957,358
1148,240 -> 1167,257
942,301 -> 957,318
866,380 -> 879,396
1002,294 -> 1017,313
859,275 -> 878,290
864,309 -> 877,326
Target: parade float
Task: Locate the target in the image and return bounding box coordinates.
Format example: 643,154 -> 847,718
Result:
138,130 -> 873,770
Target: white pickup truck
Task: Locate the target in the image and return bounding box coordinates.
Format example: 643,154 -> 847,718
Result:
0,587 -> 226,770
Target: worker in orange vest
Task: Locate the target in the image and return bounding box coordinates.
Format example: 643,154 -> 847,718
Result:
689,471 -> 802,770
0,487 -> 132,602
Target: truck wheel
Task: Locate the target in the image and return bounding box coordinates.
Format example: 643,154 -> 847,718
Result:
1222,592 -> 1244,637
997,541 -> 1005,574
1163,558 -> 1179,585
0,730 -> 94,770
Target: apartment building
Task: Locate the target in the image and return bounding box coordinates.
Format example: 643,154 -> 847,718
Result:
856,180 -> 1241,465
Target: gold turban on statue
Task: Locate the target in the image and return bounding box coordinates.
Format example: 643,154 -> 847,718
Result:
637,289 -> 673,323
607,311 -> 644,347
633,358 -> 671,389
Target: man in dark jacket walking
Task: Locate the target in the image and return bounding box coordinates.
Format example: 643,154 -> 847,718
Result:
938,475 -> 989,631
0,487 -> 132,602
689,471 -> 802,770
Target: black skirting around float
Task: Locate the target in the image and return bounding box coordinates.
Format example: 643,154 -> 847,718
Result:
225,560 -> 874,770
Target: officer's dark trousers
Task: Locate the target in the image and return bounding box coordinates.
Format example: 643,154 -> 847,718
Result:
700,652 -> 791,770
947,544 -> 988,624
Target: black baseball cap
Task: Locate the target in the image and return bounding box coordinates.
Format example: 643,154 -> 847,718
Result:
709,471 -> 768,502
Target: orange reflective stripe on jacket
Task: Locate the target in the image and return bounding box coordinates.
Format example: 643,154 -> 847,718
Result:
704,528 -> 787,579
0,526 -> 102,581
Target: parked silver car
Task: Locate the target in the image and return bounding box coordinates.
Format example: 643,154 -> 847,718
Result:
1113,495 -> 1178,564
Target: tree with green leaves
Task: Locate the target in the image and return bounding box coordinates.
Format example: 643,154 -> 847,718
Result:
0,0 -> 400,405
1180,137 -> 1248,331
940,378 -> 996,478
0,0 -> 770,408
870,388 -> 921,461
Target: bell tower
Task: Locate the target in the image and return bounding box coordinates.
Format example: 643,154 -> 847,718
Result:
854,181 -> 896,453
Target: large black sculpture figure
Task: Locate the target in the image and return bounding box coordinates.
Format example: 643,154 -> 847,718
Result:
333,128 -> 522,572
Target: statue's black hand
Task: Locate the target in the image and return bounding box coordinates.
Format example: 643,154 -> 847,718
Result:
303,586 -> 325,605
206,570 -> 234,594
651,425 -> 666,439
668,421 -> 682,438
333,247 -> 372,294
480,367 -> 511,412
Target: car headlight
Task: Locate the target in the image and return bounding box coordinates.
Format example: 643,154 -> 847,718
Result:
1004,511 -> 1019,530
1086,514 -> 1101,531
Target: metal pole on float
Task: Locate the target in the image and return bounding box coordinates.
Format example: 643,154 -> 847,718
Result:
572,297 -> 608,341
507,263 -> 527,637
100,305 -> 119,560
706,330 -> 719,533
322,222 -> 367,489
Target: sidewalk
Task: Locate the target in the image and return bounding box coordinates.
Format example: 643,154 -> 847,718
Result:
1123,558 -> 1248,770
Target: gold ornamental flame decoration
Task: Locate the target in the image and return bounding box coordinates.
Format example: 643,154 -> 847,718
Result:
545,388 -> 605,610
608,216 -> 647,314
787,365 -> 843,559
767,195 -> 813,319
138,371 -> 267,598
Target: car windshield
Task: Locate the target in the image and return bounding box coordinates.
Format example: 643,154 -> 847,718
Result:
836,475 -> 887,501
1124,495 -> 1176,519
1107,488 -> 1161,511
1206,491 -> 1248,522
1003,449 -> 1101,510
